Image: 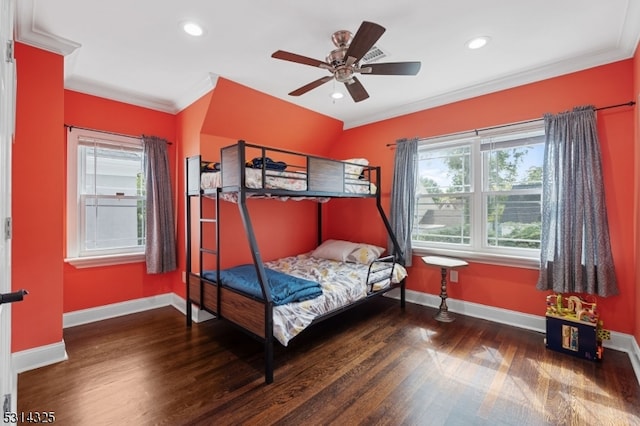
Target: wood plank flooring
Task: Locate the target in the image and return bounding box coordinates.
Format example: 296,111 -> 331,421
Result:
18,298 -> 640,425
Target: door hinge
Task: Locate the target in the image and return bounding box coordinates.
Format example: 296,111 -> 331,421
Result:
4,218 -> 11,240
5,40 -> 13,63
2,393 -> 10,415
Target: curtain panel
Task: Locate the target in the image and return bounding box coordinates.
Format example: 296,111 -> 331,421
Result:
144,136 -> 177,274
389,138 -> 418,266
536,106 -> 618,296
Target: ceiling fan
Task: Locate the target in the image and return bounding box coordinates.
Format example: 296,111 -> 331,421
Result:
271,21 -> 421,102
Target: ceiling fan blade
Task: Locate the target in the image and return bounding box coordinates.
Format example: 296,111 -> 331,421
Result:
344,77 -> 369,102
272,50 -> 332,70
345,21 -> 385,65
288,76 -> 334,96
360,61 -> 422,75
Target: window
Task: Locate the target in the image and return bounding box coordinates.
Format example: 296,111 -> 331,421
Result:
412,122 -> 545,267
66,129 -> 146,267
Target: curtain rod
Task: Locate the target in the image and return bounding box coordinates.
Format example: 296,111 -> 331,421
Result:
64,124 -> 172,145
386,100 -> 636,147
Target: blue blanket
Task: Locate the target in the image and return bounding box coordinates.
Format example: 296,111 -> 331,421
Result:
202,265 -> 322,306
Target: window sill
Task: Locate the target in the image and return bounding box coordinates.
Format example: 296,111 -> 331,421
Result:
411,247 -> 540,270
65,253 -> 145,269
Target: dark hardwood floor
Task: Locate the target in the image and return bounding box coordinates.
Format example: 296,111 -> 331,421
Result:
18,298 -> 640,425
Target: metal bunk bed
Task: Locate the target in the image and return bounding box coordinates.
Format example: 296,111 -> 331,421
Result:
185,140 -> 406,384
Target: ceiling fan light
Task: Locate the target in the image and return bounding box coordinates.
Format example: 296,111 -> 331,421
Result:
467,36 -> 490,50
330,91 -> 344,99
183,21 -> 204,37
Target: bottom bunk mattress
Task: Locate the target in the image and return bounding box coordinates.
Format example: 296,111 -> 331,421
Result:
203,253 -> 407,346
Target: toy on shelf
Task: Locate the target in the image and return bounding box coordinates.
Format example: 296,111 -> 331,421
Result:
545,293 -> 598,324
544,293 -> 610,361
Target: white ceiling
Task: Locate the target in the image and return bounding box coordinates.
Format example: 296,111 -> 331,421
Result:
15,0 -> 640,129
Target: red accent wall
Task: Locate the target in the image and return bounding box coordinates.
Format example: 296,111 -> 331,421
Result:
12,43 -> 182,352
174,78 -> 344,297
61,91 -> 178,313
12,44 -> 65,351
327,60 -> 636,334
201,78 -> 343,156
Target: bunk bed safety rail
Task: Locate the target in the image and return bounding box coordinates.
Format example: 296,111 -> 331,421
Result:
187,155 -> 203,194
219,140 -> 379,195
364,255 -> 398,293
221,143 -> 243,188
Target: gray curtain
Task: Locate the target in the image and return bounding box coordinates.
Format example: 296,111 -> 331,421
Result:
389,138 -> 418,266
144,136 -> 177,274
536,106 -> 618,296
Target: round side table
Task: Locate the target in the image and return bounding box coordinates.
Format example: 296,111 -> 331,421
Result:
421,256 -> 468,322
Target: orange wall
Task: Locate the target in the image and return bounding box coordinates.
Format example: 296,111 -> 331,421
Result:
328,60 -> 636,334
62,90 -> 179,312
201,78 -> 343,156
12,44 -> 65,351
12,47 -> 181,351
173,78 -> 345,298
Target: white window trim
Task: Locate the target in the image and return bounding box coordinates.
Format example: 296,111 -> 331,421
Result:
64,252 -> 145,269
412,246 -> 540,269
66,128 -> 145,268
412,121 -> 544,269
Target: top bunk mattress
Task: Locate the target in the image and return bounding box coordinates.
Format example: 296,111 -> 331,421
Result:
200,167 -> 376,195
188,140 -> 380,200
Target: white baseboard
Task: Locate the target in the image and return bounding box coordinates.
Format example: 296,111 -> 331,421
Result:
169,293 -> 215,323
14,294 -> 215,374
630,338 -> 640,386
386,288 -> 640,385
387,288 -> 545,332
63,293 -> 214,329
63,294 -> 175,328
12,340 -> 68,374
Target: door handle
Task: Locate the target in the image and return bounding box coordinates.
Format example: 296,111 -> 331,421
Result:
0,289 -> 28,305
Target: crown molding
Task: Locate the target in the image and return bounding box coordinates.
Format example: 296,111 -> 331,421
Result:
64,73 -> 218,114
15,0 -> 80,56
64,75 -> 177,113
174,73 -> 219,113
64,72 -> 218,114
344,45 -> 636,130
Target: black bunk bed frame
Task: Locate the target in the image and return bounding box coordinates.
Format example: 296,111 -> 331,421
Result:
185,140 -> 406,384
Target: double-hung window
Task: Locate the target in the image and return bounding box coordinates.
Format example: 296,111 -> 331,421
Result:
412,122 -> 545,267
66,129 -> 146,267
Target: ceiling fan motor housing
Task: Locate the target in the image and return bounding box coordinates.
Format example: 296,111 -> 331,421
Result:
331,30 -> 352,47
327,46 -> 356,82
326,47 -> 348,67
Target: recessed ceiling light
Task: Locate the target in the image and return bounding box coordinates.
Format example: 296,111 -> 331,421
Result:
466,36 -> 490,50
330,91 -> 344,100
182,21 -> 204,37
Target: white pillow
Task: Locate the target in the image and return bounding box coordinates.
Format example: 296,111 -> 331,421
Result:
311,239 -> 360,262
346,244 -> 386,265
343,158 -> 369,179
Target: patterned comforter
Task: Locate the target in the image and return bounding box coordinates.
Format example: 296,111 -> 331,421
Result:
264,254 -> 407,346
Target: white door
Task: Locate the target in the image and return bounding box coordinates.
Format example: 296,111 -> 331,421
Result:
0,0 -> 16,420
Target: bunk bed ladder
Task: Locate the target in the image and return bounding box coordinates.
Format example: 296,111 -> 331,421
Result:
185,158 -> 194,326
198,188 -> 221,315
185,156 -> 221,327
